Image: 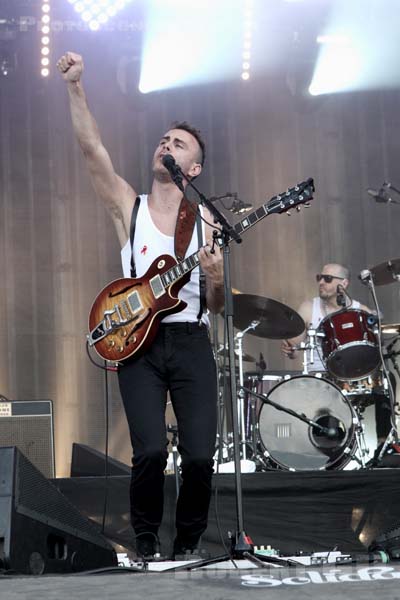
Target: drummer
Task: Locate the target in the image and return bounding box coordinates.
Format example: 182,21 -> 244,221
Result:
281,262 -> 392,446
281,263 -> 372,370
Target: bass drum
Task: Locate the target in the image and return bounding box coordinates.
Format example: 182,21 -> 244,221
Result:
258,375 -> 356,471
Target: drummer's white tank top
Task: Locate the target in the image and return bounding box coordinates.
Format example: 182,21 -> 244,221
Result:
309,297 -> 361,372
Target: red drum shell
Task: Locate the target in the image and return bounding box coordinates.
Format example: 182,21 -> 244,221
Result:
318,309 -> 379,380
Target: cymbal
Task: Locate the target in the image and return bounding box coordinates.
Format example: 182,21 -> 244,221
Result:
370,258 -> 400,286
382,323 -> 400,335
232,294 -> 305,339
217,348 -> 256,362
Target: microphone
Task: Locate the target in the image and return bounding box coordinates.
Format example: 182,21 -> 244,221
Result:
326,427 -> 340,438
230,195 -> 253,214
367,187 -> 392,203
162,154 -> 184,192
336,284 -> 346,308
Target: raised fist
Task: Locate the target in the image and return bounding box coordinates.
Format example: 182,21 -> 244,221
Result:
56,52 -> 83,82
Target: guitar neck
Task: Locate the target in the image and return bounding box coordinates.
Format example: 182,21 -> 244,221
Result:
160,180 -> 313,289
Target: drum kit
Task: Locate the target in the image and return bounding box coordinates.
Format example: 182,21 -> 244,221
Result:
216,258 -> 400,472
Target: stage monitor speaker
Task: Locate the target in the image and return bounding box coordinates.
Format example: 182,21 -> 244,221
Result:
0,446 -> 117,574
0,400 -> 55,478
71,443 -> 131,477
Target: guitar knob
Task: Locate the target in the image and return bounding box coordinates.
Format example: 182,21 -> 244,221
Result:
117,346 -> 124,353
108,339 -> 115,348
120,329 -> 127,338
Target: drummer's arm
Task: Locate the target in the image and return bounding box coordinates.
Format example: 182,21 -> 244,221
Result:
359,302 -> 374,314
359,302 -> 384,321
281,300 -> 312,359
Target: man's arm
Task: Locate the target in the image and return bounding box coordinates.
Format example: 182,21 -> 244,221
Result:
198,210 -> 224,314
281,299 -> 313,359
57,52 -> 135,248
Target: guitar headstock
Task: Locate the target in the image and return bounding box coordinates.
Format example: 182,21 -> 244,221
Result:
268,178 -> 315,215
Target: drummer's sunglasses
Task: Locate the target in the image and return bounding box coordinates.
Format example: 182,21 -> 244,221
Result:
316,274 -> 346,283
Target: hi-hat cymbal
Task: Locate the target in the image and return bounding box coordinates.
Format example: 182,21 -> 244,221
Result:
382,323 -> 400,335
217,348 -> 256,362
232,294 -> 305,339
370,258 -> 400,286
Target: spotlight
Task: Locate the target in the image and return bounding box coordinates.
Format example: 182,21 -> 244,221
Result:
1,59 -> 10,77
40,0 -> 51,77
69,0 -> 135,30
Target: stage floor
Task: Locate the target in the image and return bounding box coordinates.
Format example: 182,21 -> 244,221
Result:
2,559 -> 400,600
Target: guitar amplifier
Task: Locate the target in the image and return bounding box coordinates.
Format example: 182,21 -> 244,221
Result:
0,400 -> 55,478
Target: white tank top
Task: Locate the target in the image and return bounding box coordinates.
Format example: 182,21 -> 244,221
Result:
309,297 -> 361,372
120,195 -> 210,326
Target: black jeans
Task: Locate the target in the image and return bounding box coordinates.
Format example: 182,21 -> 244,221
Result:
118,322 -> 217,545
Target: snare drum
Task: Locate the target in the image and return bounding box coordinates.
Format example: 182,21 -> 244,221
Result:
336,371 -> 387,409
318,309 -> 380,380
258,375 -> 356,470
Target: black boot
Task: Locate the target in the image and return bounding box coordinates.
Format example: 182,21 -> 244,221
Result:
135,534 -> 160,561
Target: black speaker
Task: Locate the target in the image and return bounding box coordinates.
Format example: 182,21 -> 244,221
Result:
0,446 -> 117,574
0,400 -> 55,477
71,443 -> 130,477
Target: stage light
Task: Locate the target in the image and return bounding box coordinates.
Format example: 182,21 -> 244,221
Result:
310,36 -> 361,96
241,0 -> 254,83
139,0 -> 243,94
67,0 -> 134,30
310,0 -> 400,95
40,1 -> 51,78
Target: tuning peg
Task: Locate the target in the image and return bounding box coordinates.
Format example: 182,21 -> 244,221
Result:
286,211 -> 291,216
296,206 -> 302,212
304,202 -> 311,207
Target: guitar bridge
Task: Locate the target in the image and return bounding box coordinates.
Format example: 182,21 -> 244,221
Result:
87,294 -> 144,346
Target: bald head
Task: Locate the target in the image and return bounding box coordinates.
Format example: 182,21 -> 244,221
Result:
322,263 -> 351,281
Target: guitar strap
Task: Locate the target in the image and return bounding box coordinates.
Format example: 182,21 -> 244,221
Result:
129,196 -> 141,278
129,195 -> 207,318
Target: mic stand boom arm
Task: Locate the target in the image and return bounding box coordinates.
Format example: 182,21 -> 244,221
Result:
240,386 -> 336,436
175,167 -> 253,557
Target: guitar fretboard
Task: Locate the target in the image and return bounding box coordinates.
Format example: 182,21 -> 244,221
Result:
160,179 -> 314,289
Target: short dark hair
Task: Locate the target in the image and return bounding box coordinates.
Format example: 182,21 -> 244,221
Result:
170,120 -> 206,167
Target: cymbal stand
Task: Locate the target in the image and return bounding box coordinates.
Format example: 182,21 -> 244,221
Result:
236,321 -> 260,460
363,271 -> 398,464
294,328 -> 318,374
350,409 -> 369,468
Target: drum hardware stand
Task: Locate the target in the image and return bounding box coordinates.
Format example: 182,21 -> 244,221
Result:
211,313 -> 226,466
293,328 -> 324,375
236,322 -> 260,460
166,424 -> 181,499
360,269 -> 399,465
351,410 -> 369,468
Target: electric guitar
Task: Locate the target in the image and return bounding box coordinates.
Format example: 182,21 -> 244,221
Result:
87,178 -> 315,362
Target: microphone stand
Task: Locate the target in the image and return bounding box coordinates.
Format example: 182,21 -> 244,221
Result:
170,164 -> 254,557
240,386 -> 340,439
